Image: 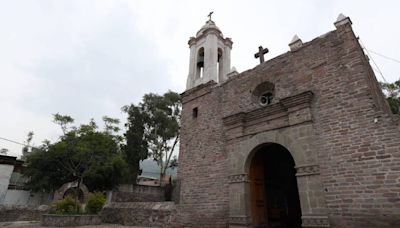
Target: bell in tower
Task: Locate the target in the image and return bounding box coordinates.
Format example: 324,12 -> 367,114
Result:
186,15 -> 233,90
197,48 -> 204,68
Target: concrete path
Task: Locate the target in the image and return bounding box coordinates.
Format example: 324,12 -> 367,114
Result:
0,221 -> 153,228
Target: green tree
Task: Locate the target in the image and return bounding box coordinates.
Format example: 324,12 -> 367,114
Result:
21,131 -> 34,160
122,105 -> 149,184
23,114 -> 128,192
103,116 -> 121,134
381,79 -> 400,114
123,91 -> 181,185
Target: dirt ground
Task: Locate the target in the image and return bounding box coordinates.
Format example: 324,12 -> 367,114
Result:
0,221 -> 152,228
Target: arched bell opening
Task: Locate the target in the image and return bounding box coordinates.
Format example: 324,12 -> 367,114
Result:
217,48 -> 223,81
248,143 -> 302,228
196,47 -> 205,78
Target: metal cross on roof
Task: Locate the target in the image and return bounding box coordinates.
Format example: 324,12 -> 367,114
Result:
254,46 -> 269,64
208,11 -> 214,21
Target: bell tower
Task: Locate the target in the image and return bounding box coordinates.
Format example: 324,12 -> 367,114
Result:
186,17 -> 233,90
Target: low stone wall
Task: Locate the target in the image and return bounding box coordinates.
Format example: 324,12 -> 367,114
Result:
113,185 -> 164,202
172,179 -> 180,204
41,214 -> 101,226
0,205 -> 49,222
101,202 -> 175,227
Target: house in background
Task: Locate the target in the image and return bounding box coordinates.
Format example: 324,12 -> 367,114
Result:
0,154 -> 51,206
137,176 -> 159,186
139,158 -> 177,186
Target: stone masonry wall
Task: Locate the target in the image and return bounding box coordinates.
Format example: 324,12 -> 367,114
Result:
102,202 -> 175,227
0,205 -> 49,222
113,185 -> 164,202
312,23 -> 400,227
178,82 -> 229,227
179,20 -> 400,227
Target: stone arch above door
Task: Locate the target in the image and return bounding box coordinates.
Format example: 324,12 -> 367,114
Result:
227,126 -> 330,227
228,126 -> 315,175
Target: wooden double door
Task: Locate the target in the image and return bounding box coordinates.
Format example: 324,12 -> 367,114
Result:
250,144 -> 302,228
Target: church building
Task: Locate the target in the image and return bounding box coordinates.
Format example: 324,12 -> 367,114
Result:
177,14 -> 400,227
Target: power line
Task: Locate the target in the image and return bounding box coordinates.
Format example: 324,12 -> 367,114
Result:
0,136 -> 37,149
366,49 -> 400,64
370,65 -> 380,75
359,39 -> 389,83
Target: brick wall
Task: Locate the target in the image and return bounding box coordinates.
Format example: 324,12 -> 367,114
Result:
313,24 -> 400,227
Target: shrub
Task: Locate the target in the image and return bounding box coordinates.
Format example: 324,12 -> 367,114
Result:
86,192 -> 106,214
52,195 -> 81,214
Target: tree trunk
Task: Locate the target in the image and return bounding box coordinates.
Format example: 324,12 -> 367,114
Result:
159,163 -> 164,186
75,177 -> 82,213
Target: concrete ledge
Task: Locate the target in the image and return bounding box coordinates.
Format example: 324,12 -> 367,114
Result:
41,214 -> 101,226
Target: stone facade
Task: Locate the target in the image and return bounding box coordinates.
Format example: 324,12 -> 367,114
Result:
177,16 -> 400,227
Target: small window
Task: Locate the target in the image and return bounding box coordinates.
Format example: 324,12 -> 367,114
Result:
192,107 -> 198,118
260,92 -> 273,106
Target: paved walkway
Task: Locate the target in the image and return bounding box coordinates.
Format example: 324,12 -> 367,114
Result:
0,221 -> 152,228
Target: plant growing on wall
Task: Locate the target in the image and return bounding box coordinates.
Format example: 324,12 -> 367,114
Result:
381,79 -> 400,114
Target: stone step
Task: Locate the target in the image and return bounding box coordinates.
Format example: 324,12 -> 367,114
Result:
101,202 -> 175,227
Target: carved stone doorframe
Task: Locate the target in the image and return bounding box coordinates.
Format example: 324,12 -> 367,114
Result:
227,130 -> 330,227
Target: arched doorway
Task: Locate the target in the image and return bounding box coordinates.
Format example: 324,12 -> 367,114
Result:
249,143 -> 302,228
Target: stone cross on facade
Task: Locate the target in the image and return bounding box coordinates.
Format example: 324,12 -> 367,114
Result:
208,11 -> 214,21
254,46 -> 269,64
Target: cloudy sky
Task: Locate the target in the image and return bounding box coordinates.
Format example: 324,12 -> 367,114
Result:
1,0 -> 399,157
